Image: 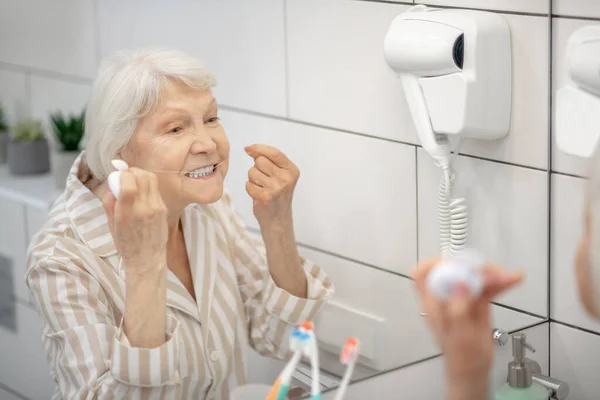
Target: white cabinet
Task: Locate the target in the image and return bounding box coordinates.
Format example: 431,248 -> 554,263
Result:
0,195 -> 27,303
0,167 -> 58,399
0,304 -> 55,399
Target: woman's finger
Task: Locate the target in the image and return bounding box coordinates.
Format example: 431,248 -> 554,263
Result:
447,283 -> 475,324
248,167 -> 269,188
480,268 -> 524,301
146,172 -> 162,206
412,257 -> 443,293
129,167 -> 150,201
255,156 -> 278,177
117,172 -> 138,209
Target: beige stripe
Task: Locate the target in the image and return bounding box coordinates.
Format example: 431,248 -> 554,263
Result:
84,325 -> 107,380
177,317 -> 192,400
139,349 -> 151,386
233,333 -> 247,385
119,337 -> 131,383
199,216 -> 213,332
188,323 -> 206,399
159,339 -> 169,386
288,298 -> 309,324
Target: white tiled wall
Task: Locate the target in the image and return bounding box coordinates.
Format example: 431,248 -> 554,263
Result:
2,0 -> 600,398
97,0 -> 288,116
321,323 -> 550,400
418,149 -> 549,315
549,5 -> 600,399
551,323 -> 600,400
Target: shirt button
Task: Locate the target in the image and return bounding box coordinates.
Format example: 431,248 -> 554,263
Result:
210,351 -> 218,362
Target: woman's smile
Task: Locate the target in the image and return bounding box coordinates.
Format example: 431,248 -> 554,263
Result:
184,163 -> 218,179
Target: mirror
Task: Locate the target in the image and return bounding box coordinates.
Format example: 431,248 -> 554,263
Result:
2,0 -> 593,398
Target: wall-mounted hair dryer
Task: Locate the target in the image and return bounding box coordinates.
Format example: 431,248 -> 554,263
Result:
556,25 -> 600,158
383,5 -> 512,255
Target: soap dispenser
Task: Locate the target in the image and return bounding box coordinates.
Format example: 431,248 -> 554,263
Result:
495,333 -> 548,400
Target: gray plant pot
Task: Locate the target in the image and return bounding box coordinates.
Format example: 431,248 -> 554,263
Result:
0,133 -> 7,164
51,150 -> 80,189
7,139 -> 50,175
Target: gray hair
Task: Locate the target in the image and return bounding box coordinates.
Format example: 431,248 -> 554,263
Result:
84,48 -> 216,180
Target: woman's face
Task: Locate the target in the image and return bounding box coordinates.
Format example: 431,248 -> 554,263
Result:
121,80 -> 230,211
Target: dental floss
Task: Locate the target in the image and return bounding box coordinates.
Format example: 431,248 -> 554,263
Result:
107,159 -> 228,199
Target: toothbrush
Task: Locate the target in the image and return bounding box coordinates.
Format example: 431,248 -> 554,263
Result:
272,323 -> 313,400
306,323 -> 321,400
333,338 -> 360,400
107,159 -> 228,199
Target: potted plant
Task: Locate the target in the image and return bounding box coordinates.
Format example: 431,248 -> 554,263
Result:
0,101 -> 8,164
50,110 -> 85,189
7,119 -> 50,175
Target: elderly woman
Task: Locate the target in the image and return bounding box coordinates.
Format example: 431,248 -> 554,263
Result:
413,148 -> 600,400
26,48 -> 333,399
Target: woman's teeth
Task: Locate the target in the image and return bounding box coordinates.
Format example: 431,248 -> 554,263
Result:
186,165 -> 215,178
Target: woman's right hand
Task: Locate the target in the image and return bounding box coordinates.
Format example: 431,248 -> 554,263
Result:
412,258 -> 523,400
102,167 -> 169,274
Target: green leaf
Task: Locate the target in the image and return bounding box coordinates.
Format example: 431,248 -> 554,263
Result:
50,108 -> 86,151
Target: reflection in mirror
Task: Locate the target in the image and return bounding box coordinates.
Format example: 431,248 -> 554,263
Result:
0,0 -> 569,399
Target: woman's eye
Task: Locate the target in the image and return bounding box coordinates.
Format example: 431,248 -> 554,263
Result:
206,117 -> 220,124
168,126 -> 183,134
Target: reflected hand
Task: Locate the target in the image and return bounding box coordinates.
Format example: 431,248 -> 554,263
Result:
244,144 -> 300,231
412,258 -> 523,399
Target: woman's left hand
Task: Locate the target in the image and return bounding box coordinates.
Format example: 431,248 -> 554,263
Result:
244,144 -> 300,230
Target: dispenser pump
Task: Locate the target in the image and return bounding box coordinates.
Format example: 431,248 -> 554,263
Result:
507,333 -> 536,388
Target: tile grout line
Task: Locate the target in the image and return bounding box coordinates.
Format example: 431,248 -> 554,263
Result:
550,319 -> 600,337
352,0 -> 548,17
415,147 -> 420,261
551,170 -> 586,179
0,62 -> 93,86
220,105 -> 549,173
553,14 -> 600,22
547,0 -> 553,376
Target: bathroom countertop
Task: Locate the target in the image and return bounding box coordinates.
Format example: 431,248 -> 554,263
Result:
0,166 -> 61,209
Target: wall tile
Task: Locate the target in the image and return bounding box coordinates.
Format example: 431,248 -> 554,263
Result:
553,0 -> 600,19
551,18 -> 597,177
551,173 -> 600,332
0,304 -> 54,399
287,0 -> 418,144
457,13 -> 549,169
287,1 -> 549,169
323,323 -> 548,400
420,0 -> 548,14
417,149 -> 549,316
30,76 -> 91,148
222,109 -> 418,274
98,0 -> 287,117
0,69 -> 28,126
299,246 -> 438,375
551,323 -> 600,400
0,0 -> 96,78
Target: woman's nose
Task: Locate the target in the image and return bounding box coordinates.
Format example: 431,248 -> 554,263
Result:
190,131 -> 218,154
